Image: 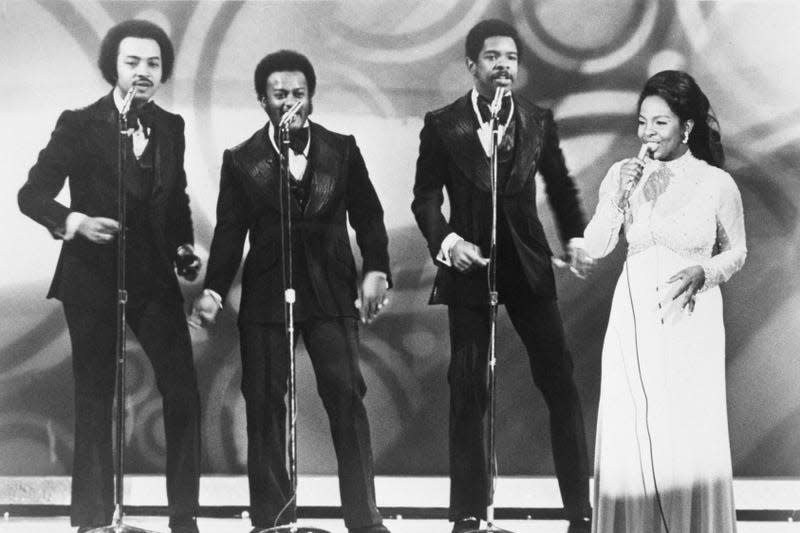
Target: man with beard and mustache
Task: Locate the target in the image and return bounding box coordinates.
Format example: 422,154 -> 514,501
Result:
18,19 -> 202,533
411,19 -> 593,533
190,50 -> 391,533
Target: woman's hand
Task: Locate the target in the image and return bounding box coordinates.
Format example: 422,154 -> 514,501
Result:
667,265 -> 705,313
615,157 -> 647,210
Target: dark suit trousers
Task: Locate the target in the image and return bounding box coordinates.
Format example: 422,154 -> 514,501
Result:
239,317 -> 383,529
446,293 -> 591,521
63,299 -> 201,528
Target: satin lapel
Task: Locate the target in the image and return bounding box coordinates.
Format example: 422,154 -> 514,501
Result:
437,94 -> 491,191
505,100 -> 541,196
150,107 -> 170,198
237,127 -> 288,213
303,123 -> 338,218
89,93 -> 142,199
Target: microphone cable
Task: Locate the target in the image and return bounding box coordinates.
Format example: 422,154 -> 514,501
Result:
273,491 -> 297,529
623,189 -> 671,533
623,259 -> 670,533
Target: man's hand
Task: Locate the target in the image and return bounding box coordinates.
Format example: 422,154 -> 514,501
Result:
566,240 -> 595,279
175,244 -> 202,281
552,239 -> 594,279
355,271 -> 390,324
450,240 -> 490,273
188,292 -> 220,329
76,216 -> 120,244
667,265 -> 705,313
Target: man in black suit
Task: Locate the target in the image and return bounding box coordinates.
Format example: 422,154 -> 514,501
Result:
411,19 -> 593,533
190,50 -> 391,533
18,20 -> 202,533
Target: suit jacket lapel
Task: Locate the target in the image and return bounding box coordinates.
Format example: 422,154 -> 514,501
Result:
437,94 -> 545,196
438,93 -> 491,191
87,94 -> 118,175
237,126 -> 300,213
150,106 -> 171,198
89,93 -> 181,201
88,93 -> 143,199
504,99 -> 542,196
303,123 -> 338,218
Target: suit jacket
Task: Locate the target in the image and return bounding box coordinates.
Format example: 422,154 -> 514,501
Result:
18,92 -> 194,309
411,92 -> 585,305
203,121 -> 391,324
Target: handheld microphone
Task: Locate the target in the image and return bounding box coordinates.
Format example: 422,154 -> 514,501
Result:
622,142 -> 656,203
638,141 -> 656,161
278,101 -> 304,128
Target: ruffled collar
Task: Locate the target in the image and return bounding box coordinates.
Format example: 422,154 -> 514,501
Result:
645,148 -> 696,177
661,148 -> 694,167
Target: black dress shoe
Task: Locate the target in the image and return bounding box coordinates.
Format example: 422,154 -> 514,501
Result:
349,525 -> 391,533
451,517 -> 480,533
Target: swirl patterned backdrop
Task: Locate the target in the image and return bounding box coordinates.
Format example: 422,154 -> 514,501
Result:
2,0 -> 799,478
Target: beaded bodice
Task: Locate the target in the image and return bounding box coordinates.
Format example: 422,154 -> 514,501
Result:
584,150 -> 746,289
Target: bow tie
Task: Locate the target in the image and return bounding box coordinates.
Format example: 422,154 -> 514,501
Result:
127,101 -> 156,131
276,127 -> 309,155
477,93 -> 512,123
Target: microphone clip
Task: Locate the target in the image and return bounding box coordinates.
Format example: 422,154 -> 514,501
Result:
489,87 -> 505,120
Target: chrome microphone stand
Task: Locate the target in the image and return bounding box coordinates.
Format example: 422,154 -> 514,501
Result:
265,102 -> 329,533
90,88 -> 157,533
468,87 -> 513,533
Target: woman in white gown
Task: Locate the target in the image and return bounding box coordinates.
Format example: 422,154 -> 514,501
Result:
584,71 -> 746,533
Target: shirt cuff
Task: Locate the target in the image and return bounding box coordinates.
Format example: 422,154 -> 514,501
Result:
567,237 -> 585,252
611,197 -> 626,215
203,288 -> 223,309
176,243 -> 195,256
63,212 -> 88,241
437,232 -> 464,266
364,270 -> 389,288
698,263 -> 715,293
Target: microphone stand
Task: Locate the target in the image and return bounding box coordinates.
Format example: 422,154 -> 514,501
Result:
265,104 -> 329,533
91,89 -> 156,533
469,88 -> 513,533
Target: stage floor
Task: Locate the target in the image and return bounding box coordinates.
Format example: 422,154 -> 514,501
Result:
2,517 -> 800,533
2,476 -> 799,532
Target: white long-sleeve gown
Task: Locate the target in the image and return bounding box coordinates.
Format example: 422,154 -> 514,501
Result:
583,151 -> 746,533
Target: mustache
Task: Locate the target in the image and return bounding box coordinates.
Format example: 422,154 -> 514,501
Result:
133,78 -> 153,87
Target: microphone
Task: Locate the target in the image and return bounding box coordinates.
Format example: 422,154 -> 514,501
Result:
489,87 -> 506,119
622,142 -> 656,207
638,141 -> 656,160
120,86 -> 137,118
278,101 -> 304,128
